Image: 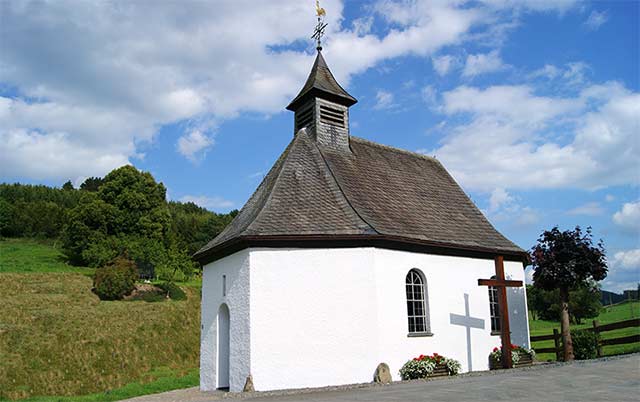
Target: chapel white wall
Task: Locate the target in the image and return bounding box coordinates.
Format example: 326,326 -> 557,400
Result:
248,247 -> 530,390
372,249 -> 529,377
200,249 -> 251,392
249,247 -> 378,391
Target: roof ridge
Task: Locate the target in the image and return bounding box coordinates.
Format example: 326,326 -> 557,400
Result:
315,140 -> 379,235
244,135 -> 301,235
350,136 -> 440,163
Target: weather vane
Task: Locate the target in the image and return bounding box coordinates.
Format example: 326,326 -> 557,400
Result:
311,0 -> 327,51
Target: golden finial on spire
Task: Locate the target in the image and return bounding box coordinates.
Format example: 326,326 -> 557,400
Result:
312,0 -> 328,51
316,0 -> 326,17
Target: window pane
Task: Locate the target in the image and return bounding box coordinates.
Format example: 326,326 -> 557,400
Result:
415,317 -> 425,332
415,302 -> 423,316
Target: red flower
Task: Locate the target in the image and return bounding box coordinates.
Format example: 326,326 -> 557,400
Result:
493,347 -> 499,352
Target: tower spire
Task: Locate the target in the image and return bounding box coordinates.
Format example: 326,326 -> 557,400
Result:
312,0 -> 327,51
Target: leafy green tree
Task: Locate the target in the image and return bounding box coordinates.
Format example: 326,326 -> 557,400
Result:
528,283 -> 601,324
531,226 -> 607,361
0,198 -> 15,237
79,177 -> 104,192
62,166 -> 171,269
62,180 -> 74,191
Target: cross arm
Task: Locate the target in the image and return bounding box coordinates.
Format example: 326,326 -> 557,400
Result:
477,279 -> 523,287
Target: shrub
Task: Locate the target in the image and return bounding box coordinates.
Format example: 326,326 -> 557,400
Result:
93,256 -> 138,300
157,282 -> 187,301
570,330 -> 599,360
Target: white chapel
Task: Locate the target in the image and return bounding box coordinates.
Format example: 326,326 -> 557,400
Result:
195,42 -> 531,392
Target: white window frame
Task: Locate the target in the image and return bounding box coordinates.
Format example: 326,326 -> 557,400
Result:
488,275 -> 501,334
405,269 -> 432,336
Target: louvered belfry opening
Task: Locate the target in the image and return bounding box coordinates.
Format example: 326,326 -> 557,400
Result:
287,49 -> 357,152
295,103 -> 315,132
319,104 -> 345,128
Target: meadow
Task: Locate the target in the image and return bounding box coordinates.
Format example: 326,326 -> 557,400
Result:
529,300 -> 640,361
0,240 -> 200,400
1,239 -> 637,400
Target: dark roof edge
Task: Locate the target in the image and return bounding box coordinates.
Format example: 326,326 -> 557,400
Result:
193,234 -> 531,267
286,87 -> 357,111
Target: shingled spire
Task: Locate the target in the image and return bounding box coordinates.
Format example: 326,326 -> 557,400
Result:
286,50 -> 357,151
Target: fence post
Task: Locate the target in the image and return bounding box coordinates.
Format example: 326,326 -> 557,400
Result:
553,328 -> 562,361
592,320 -> 602,357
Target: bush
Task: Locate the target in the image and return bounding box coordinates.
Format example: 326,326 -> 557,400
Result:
93,256 -> 138,300
570,330 -> 599,360
157,282 -> 187,301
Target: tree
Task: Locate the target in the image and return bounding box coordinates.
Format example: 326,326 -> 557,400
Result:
568,282 -> 602,324
527,283 -> 601,324
80,177 -> 104,192
62,180 -> 74,191
531,226 -> 607,361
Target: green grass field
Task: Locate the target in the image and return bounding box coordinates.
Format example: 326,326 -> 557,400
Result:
0,239 -> 200,400
0,239 -> 95,275
529,301 -> 640,361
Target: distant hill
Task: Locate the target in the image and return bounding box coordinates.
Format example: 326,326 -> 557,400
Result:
601,290 -> 626,305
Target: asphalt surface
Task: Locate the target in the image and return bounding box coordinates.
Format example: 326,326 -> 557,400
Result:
124,354 -> 640,402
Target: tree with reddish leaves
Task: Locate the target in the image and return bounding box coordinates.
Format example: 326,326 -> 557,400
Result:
531,226 -> 607,361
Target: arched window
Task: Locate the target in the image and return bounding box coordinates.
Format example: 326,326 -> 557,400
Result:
488,276 -> 501,334
406,269 -> 431,334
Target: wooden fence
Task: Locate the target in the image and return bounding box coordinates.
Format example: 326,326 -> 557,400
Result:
530,317 -> 640,361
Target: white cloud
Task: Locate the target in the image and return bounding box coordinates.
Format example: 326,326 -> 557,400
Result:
0,0 -> 583,183
421,85 -> 438,108
432,54 -> 457,76
605,194 -> 615,202
584,10 -> 609,31
603,248 -> 640,293
177,130 -> 214,162
489,188 -> 514,212
179,195 -> 234,211
462,50 -> 507,78
481,188 -> 540,229
528,64 -> 562,80
611,249 -> 640,272
567,202 -> 604,216
613,202 -> 640,233
429,82 -> 640,192
373,90 -> 396,110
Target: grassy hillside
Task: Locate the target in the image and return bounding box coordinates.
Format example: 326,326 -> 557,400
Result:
0,240 -> 200,400
529,301 -> 640,361
0,239 -> 94,274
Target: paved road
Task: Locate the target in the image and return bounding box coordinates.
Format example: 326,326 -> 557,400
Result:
124,354 -> 640,402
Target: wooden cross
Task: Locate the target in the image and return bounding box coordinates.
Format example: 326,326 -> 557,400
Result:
478,256 -> 523,369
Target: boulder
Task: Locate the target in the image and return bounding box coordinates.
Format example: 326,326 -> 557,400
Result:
374,362 -> 392,384
243,375 -> 255,392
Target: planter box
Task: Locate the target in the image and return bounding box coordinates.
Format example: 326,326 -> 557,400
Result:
490,353 -> 534,370
429,363 -> 453,378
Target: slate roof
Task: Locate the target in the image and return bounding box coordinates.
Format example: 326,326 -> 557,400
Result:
286,51 -> 357,111
194,131 -> 527,264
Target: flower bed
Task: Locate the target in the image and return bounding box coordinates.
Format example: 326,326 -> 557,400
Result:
399,353 -> 462,380
489,344 -> 535,369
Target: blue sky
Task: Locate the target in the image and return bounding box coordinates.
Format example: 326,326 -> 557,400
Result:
1,0 -> 638,292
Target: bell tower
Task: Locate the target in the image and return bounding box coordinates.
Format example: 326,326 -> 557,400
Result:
286,3 -> 357,152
